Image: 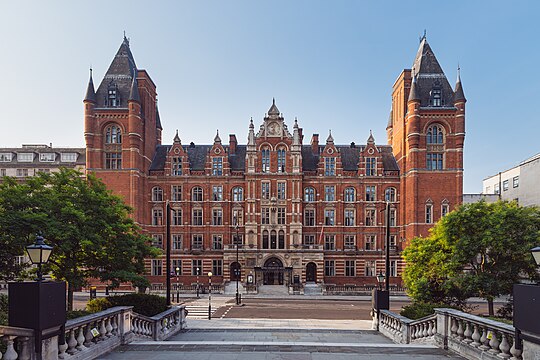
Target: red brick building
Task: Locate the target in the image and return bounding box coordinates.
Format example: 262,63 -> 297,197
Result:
84,35 -> 465,291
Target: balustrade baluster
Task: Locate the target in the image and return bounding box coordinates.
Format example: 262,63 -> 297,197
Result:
422,322 -> 429,338
99,318 -> 107,339
463,321 -> 473,344
76,326 -> 86,350
457,320 -> 464,340
427,321 -> 434,337
3,336 -> 19,360
67,328 -> 78,354
498,333 -> 511,359
471,324 -> 481,346
412,324 -> 418,339
431,320 -> 437,336
105,317 -> 113,337
58,337 -> 68,359
450,318 -> 458,337
112,316 -> 118,335
84,323 -> 94,346
510,336 -> 523,360
479,326 -> 490,350
488,330 -> 501,355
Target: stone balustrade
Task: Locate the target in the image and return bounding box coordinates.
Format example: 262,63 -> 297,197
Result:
379,310 -> 437,344
1,304 -> 186,360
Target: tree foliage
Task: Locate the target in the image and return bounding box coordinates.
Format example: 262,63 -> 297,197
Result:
403,200 -> 540,315
0,169 -> 159,309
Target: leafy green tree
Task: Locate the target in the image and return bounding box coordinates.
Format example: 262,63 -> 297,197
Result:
0,169 -> 159,310
403,200 -> 540,316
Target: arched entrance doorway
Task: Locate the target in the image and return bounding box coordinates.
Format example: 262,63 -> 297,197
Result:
263,257 -> 284,285
306,262 -> 317,283
230,262 -> 241,281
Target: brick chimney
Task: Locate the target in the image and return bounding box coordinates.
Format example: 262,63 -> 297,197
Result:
229,134 -> 237,154
311,134 -> 319,154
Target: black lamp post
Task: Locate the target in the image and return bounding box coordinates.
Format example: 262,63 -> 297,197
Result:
208,271 -> 212,320
234,215 -> 241,305
26,234 -> 53,282
196,267 -> 200,298
175,266 -> 180,303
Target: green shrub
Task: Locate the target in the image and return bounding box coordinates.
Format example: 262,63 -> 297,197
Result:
400,302 -> 456,320
0,294 -> 7,325
66,309 -> 93,320
87,294 -> 167,317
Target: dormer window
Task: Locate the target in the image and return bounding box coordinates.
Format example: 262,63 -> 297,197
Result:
430,88 -> 442,107
107,83 -> 120,107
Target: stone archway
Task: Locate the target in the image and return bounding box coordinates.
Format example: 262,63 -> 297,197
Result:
263,257 -> 284,285
306,262 -> 317,283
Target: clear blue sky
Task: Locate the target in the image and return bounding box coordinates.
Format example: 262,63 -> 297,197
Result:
1,1 -> 539,193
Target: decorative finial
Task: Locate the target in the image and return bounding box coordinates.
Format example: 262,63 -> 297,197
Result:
272,97 -> 275,105
89,67 -> 93,77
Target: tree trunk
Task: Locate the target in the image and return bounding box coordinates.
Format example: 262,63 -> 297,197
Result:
487,297 -> 494,317
67,282 -> 74,311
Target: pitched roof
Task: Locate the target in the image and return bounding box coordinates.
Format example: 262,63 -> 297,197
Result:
95,36 -> 138,108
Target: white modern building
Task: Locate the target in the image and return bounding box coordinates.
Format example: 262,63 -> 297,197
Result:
482,153 -> 540,207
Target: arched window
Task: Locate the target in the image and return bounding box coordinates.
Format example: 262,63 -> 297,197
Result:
270,230 -> 277,249
385,187 -> 396,202
105,125 -> 122,144
344,187 -> 355,202
261,148 -> 270,173
278,230 -> 285,249
427,125 -> 444,144
232,187 -> 244,202
192,186 -> 203,202
152,186 -> 163,202
262,230 -> 269,249
304,187 -> 315,202
277,148 -> 286,173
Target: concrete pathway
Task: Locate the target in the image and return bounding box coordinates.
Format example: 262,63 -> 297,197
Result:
186,317 -> 374,330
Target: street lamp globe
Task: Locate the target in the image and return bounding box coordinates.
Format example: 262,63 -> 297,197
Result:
175,267 -> 180,274
376,271 -> 385,285
532,247 -> 540,267
208,272 -> 212,277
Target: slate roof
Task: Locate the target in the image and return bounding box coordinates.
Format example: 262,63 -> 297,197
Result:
150,143 -> 399,173
84,71 -> 96,103
95,37 -> 137,108
412,37 -> 456,107
0,146 -> 86,167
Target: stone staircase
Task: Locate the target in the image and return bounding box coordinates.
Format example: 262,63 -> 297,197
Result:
257,284 -> 289,296
303,282 -> 322,295
224,281 -> 245,295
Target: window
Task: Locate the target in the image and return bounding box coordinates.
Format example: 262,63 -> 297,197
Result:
17,153 -> 34,162
270,230 -> 278,249
324,186 -> 335,201
366,157 -> 376,176
212,260 -> 223,276
0,169 -> 6,177
172,208 -> 182,225
513,176 -> 519,188
442,203 -> 449,217
324,209 -> 335,226
277,148 -> 286,173
192,187 -> 203,201
304,209 -> 315,226
152,209 -> 163,225
277,208 -> 286,224
345,260 -> 356,277
365,209 -> 376,226
192,260 -> 202,275
152,187 -> 163,202
494,183 -> 500,195
344,209 -> 355,226
107,84 -> 120,107
427,125 -> 444,144
192,209 -> 203,225
389,208 -> 396,227
304,187 -> 315,202
365,260 -> 376,276
278,230 -> 285,249
152,234 -> 163,248
192,235 -> 203,250
261,207 -> 270,225
390,235 -> 397,247
212,157 -> 223,175
212,186 -> 223,201
325,157 -> 335,176
324,260 -> 335,276
261,148 -> 270,173
503,180 -> 509,191
365,235 -> 376,250
425,204 -> 433,224
324,235 -> 335,250
212,209 -> 223,225
16,169 -> 28,177
430,88 -> 442,107
172,157 -> 182,176
172,234 -> 182,250
39,153 -> 55,162
105,152 -> 122,169
232,187 -> 243,201
304,235 -> 315,245
212,235 -> 223,250
345,187 -> 355,202
365,186 -> 376,201
262,182 -> 270,200
427,153 -> 443,170
152,260 -> 162,276
172,186 -> 182,201
262,230 -> 269,248
385,187 -> 396,202
390,260 -> 397,277
105,125 -> 122,144
232,209 -> 244,226
233,233 -> 244,246
0,153 -> 13,162
61,153 -> 77,162
172,260 -> 182,275
277,182 -> 286,200
344,235 -> 356,250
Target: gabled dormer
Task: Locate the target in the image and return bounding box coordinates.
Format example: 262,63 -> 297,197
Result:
165,130 -> 189,176
359,131 -> 382,177
206,130 -> 230,176
318,130 -> 342,176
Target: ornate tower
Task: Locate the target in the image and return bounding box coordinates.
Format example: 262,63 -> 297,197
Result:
83,36 -> 161,222
387,36 -> 466,241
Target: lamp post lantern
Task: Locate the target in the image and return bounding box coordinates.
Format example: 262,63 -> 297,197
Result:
196,267 -> 200,298
532,247 -> 540,267
208,271 -> 213,320
26,234 -> 53,282
376,271 -> 385,290
233,215 -> 241,305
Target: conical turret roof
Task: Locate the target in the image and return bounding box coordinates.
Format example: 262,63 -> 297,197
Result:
454,68 -> 466,103
268,98 -> 280,116
84,69 -> 96,103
